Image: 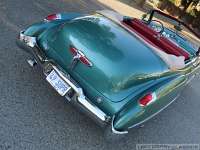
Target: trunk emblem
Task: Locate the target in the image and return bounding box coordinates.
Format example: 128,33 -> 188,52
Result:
69,46 -> 92,69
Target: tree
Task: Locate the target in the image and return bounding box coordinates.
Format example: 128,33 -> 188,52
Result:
182,0 -> 193,12
176,0 -> 200,12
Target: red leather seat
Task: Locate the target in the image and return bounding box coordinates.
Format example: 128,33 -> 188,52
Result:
123,19 -> 190,60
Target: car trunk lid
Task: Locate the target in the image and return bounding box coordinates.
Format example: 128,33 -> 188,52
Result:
40,15 -> 168,102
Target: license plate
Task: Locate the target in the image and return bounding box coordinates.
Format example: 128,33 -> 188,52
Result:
46,70 -> 71,96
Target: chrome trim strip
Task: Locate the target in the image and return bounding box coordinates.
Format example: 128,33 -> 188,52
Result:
185,57 -> 197,66
111,116 -> 128,134
77,96 -> 107,121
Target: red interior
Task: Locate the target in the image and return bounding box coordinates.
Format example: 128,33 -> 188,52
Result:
122,19 -> 190,60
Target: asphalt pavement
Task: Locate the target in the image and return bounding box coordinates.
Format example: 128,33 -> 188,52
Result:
0,0 -> 200,150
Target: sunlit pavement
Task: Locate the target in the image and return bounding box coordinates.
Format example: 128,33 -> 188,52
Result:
0,0 -> 199,149
97,0 -> 146,17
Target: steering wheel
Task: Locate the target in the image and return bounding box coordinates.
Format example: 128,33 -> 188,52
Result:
149,20 -> 164,34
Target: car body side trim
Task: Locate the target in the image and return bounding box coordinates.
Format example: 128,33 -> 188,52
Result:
112,116 -> 128,134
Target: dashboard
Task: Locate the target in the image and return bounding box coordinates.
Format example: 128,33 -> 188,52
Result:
148,21 -> 199,56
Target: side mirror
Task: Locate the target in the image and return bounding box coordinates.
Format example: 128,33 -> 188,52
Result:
174,25 -> 182,32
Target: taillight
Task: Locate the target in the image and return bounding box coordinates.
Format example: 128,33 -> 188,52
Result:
45,14 -> 61,21
69,46 -> 78,55
69,46 -> 92,67
139,92 -> 156,107
79,55 -> 92,67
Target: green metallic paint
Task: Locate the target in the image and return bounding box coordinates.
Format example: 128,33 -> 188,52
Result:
39,15 -> 169,103
113,74 -> 187,130
22,12 -> 200,132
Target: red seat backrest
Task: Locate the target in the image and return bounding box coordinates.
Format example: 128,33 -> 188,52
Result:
123,19 -> 190,60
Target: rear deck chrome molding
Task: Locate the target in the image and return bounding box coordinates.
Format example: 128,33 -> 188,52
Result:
17,31 -> 110,126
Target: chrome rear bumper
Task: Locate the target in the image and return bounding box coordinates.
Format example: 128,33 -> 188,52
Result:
16,32 -> 110,126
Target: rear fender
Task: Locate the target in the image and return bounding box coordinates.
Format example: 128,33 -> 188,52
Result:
113,75 -> 187,132
23,12 -> 83,37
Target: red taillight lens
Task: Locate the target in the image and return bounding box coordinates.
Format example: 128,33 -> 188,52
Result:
139,93 -> 156,107
69,46 -> 77,55
79,56 -> 92,67
45,14 -> 61,21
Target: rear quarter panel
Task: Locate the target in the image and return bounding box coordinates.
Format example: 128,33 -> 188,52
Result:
113,58 -> 200,131
113,74 -> 187,131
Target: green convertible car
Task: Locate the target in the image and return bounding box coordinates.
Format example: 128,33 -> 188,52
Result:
17,9 -> 200,136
